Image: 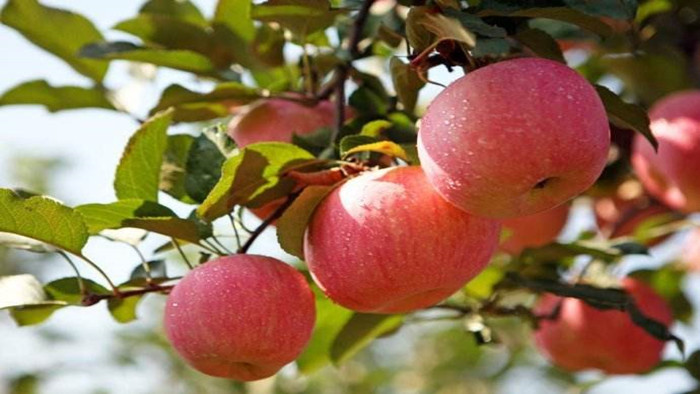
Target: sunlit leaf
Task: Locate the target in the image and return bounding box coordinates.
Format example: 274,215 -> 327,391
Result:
0,80 -> 115,112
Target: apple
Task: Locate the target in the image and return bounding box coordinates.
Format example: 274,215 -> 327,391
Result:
304,166 -> 501,314
164,254 -> 315,381
227,98 -> 338,148
604,204 -> 678,246
417,57 -> 610,218
632,90 -> 700,213
534,278 -> 672,374
500,203 -> 570,255
682,228 -> 700,271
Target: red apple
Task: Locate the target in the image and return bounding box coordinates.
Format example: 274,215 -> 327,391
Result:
164,254 -> 315,381
682,228 -> 700,271
227,98 -> 338,148
632,90 -> 700,213
534,278 -> 672,374
304,166 -> 501,314
417,57 -> 610,218
500,203 -> 570,255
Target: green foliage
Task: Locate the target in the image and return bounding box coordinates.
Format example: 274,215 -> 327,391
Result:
277,185 -> 336,259
0,80 -> 115,112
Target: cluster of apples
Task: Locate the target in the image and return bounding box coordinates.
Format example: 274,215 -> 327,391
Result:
163,58 -> 695,380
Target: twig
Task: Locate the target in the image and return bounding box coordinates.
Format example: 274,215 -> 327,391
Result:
58,252 -> 85,296
237,193 -> 300,254
210,235 -> 233,254
82,283 -> 174,306
171,238 -> 194,269
128,244 -> 152,283
78,255 -> 120,296
228,213 -> 242,249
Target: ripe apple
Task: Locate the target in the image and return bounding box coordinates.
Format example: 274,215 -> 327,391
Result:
632,90 -> 700,213
227,98 -> 338,148
534,278 -> 672,374
682,228 -> 700,271
417,57 -> 610,218
500,203 -> 570,255
164,254 -> 315,381
304,166 -> 501,314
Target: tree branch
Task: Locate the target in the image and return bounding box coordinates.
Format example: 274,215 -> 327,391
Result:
237,193 -> 300,254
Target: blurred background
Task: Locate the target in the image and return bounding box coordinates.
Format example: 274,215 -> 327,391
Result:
1,1 -> 700,393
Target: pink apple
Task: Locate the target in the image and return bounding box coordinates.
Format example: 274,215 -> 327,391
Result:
417,57 -> 610,218
500,203 -> 570,254
227,98 -> 338,148
534,278 -> 672,374
164,254 -> 315,381
304,166 -> 501,314
632,90 -> 700,213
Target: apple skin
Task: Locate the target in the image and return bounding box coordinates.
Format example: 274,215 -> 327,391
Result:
417,58 -> 610,219
500,203 -> 570,255
304,166 -> 501,314
164,254 -> 316,381
227,98 -> 337,148
632,90 -> 700,213
682,229 -> 700,271
534,278 -> 672,374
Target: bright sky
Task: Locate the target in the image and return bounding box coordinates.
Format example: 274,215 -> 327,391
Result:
0,1 -> 699,393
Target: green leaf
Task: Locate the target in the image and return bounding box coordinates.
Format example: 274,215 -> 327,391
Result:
0,189 -> 88,255
44,277 -> 110,304
330,313 -> 403,365
297,287 -> 354,374
339,135 -> 378,156
349,87 -> 389,116
277,185 -> 335,259
471,38 -> 510,57
184,135 -> 226,203
360,120 -> 393,137
140,0 -> 207,27
443,9 -> 507,38
81,42 -> 217,75
464,266 -> 505,299
480,7 -> 613,37
114,14 -> 211,54
115,109 -> 173,201
76,200 -> 203,243
630,267 -> 693,323
252,0 -> 344,40
0,0 -> 108,82
130,260 -> 167,281
514,28 -> 565,62
10,304 -> 64,326
594,85 -> 657,151
390,57 -> 425,114
418,12 -> 476,47
150,83 -> 260,122
0,80 -> 115,112
108,296 -> 143,323
160,134 -> 196,202
197,143 -> 314,221
479,1 -> 638,20
343,141 -> 409,161
214,0 -> 255,42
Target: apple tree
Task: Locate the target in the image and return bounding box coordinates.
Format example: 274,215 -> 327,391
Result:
1,0 -> 700,390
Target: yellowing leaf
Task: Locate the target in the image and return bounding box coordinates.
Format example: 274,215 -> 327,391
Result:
343,141 -> 409,161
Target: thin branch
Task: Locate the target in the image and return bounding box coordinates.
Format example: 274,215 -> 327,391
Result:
77,255 -> 120,295
171,238 -> 194,269
210,235 -> 233,254
228,213 -> 243,250
128,244 -> 152,282
202,239 -> 226,256
58,252 -> 85,296
83,283 -> 174,306
237,193 -> 300,254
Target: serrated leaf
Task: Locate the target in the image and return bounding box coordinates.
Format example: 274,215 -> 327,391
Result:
594,85 -> 656,151
197,143 -> 314,221
80,42 -> 216,75
215,0 -> 255,41
480,7 -> 613,37
343,141 -> 409,161
443,9 -> 507,38
277,185 -> 335,259
252,0 -> 344,40
297,287 -> 354,374
76,200 -> 203,243
108,296 -> 143,323
160,134 -> 196,202
150,83 -> 260,122
0,80 -> 115,113
0,189 -> 88,256
514,28 -> 565,63
115,109 -> 173,201
330,313 -> 403,365
390,57 -> 425,114
1,0 -> 108,82
140,0 -> 207,27
184,135 -> 226,203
